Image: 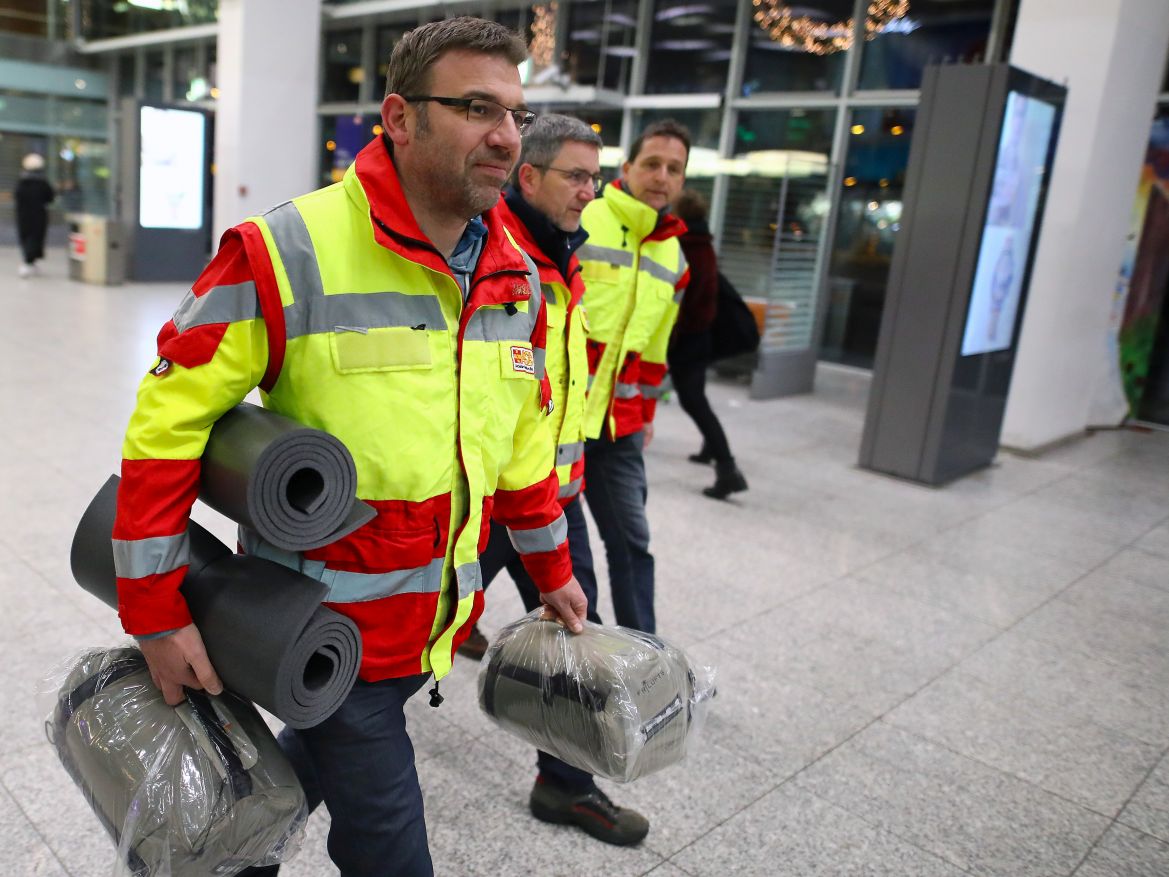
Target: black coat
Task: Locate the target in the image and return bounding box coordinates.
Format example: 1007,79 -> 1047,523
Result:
15,174 -> 55,241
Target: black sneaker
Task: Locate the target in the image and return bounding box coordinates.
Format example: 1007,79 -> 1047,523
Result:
687,448 -> 713,465
529,777 -> 649,846
703,460 -> 748,500
457,623 -> 489,661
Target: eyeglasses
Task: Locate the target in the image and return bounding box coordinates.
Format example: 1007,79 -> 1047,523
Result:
400,95 -> 537,135
532,165 -> 604,194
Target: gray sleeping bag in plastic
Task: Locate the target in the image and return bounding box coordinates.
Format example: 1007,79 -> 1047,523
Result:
48,647 -> 307,876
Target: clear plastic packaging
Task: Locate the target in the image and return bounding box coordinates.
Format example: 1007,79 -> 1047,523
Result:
45,646 -> 307,877
477,612 -> 716,782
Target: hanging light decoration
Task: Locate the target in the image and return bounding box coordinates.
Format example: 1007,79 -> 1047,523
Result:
530,2 -> 558,68
752,0 -> 910,56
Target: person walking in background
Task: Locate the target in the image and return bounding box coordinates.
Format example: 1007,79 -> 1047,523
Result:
669,189 -> 748,500
14,153 -> 54,278
578,119 -> 691,634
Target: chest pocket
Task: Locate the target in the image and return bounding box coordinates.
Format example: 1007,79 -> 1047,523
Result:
329,326 -> 432,374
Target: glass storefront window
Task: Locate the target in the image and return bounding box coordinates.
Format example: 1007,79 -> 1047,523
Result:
721,108 -> 835,349
858,0 -> 994,91
644,0 -> 737,95
742,0 -> 853,95
320,112 -> 381,187
172,46 -> 199,102
323,30 -> 363,103
376,24 -> 412,94
75,0 -> 218,41
117,53 -> 136,98
144,50 -> 165,102
820,107 -> 916,367
564,0 -> 638,93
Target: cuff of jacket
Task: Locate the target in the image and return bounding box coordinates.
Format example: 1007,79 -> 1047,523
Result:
117,570 -> 193,636
519,543 -> 573,594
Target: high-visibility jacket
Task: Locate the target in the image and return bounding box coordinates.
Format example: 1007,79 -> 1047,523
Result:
578,181 -> 689,440
496,199 -> 589,504
113,137 -> 571,683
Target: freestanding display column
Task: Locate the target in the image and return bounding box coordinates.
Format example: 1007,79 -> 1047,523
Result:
858,64 -> 1065,486
213,0 -> 322,241
1002,0 -> 1169,449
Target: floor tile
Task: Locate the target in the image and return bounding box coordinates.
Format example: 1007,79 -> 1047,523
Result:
885,669 -> 1162,814
792,722 -> 1110,876
1119,752 -> 1169,844
1074,823 -> 1169,877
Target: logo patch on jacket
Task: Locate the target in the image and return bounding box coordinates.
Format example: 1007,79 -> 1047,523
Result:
150,357 -> 172,376
511,345 -> 535,375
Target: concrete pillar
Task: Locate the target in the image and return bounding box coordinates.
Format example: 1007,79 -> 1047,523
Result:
213,0 -> 322,240
1001,0 -> 1169,450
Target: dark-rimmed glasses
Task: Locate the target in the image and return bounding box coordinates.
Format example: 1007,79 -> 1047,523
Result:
400,96 -> 537,135
531,164 -> 604,194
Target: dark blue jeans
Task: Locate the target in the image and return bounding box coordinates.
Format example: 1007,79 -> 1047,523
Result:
583,431 -> 655,633
239,674 -> 433,877
480,496 -> 600,791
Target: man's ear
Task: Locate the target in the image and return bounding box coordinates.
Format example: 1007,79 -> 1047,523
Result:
382,94 -> 411,146
621,159 -> 631,178
517,163 -> 540,198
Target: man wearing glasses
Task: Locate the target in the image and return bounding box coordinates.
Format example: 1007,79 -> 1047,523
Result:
577,120 -> 692,636
462,113 -> 651,846
114,17 -> 587,877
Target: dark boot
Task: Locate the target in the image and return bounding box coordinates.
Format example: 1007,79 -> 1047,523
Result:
529,776 -> 649,846
457,623 -> 489,661
703,460 -> 747,500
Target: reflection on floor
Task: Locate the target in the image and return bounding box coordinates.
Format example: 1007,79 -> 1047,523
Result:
2,247 -> 1168,876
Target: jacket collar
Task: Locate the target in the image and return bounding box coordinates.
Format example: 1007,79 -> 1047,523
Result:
503,188 -> 588,280
495,196 -> 585,312
600,179 -> 687,244
343,136 -> 530,290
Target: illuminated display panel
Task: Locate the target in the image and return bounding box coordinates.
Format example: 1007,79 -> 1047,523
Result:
139,105 -> 205,230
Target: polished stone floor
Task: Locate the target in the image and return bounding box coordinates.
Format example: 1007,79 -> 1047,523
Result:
2,247 -> 1168,876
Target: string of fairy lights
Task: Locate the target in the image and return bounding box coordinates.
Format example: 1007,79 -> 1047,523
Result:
752,0 -> 911,56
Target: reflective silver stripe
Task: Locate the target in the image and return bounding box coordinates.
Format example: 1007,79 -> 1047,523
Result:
587,373 -> 596,390
323,558 -> 446,603
639,383 -> 666,400
640,254 -> 678,285
543,285 -> 558,306
308,292 -> 445,339
534,345 -> 546,382
465,306 -> 533,343
264,201 -> 449,339
173,282 -> 259,331
614,381 -> 641,399
264,200 -> 324,307
112,533 -> 190,580
673,289 -> 685,304
557,441 -> 584,465
508,512 -> 568,555
456,562 -> 482,600
579,243 -> 634,268
558,477 -> 583,499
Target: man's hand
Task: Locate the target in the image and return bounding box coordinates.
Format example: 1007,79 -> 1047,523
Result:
540,576 -> 588,633
138,623 -> 224,706
643,422 -> 654,449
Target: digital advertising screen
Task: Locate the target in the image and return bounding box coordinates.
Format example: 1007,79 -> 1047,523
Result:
138,105 -> 206,230
960,91 -> 1058,357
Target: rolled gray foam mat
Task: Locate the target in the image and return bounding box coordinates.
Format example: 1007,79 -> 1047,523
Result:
71,475 -> 362,729
201,403 -> 376,552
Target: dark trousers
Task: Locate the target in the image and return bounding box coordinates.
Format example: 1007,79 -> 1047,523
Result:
669,331 -> 732,464
582,430 -> 655,633
480,497 -> 599,790
239,674 -> 433,877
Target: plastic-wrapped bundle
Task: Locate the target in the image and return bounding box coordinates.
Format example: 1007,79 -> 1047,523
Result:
478,613 -> 715,782
46,647 -> 307,876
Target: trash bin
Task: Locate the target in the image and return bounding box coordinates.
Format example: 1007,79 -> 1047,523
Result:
67,214 -> 126,285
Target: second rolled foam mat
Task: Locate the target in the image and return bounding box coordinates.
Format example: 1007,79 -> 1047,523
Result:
201,403 -> 376,552
71,475 -> 362,729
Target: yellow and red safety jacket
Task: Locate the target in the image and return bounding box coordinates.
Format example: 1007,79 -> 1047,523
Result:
496,198 -> 589,505
112,138 -> 570,683
578,180 -> 689,440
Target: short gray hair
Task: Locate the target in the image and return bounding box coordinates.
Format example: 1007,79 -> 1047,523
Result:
517,114 -> 603,177
385,16 -> 527,98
